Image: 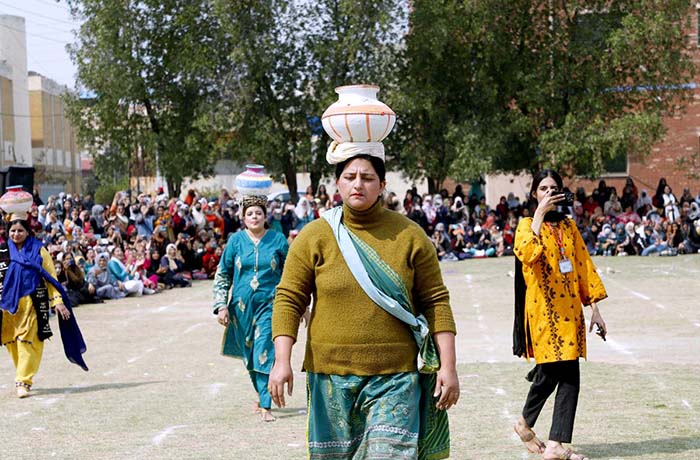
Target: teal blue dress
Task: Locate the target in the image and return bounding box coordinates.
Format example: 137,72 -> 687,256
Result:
213,230 -> 288,407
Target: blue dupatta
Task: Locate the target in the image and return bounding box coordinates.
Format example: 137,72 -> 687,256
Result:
1,237 -> 88,371
322,207 -> 449,460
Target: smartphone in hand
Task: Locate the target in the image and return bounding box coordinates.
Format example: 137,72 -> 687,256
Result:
596,324 -> 607,341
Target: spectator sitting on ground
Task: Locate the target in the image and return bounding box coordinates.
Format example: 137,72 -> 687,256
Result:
679,218 -> 700,254
150,226 -> 170,257
604,189 -> 622,219
60,251 -> 101,305
597,224 -> 617,256
87,253 -> 125,300
431,228 -> 451,260
641,222 -> 669,256
663,185 -> 680,223
84,247 -> 96,275
202,240 -> 222,278
108,247 -> 147,296
134,204 -> 154,240
190,199 -> 207,231
28,206 -> 42,234
44,209 -> 64,234
616,203 -> 641,225
160,244 -> 191,288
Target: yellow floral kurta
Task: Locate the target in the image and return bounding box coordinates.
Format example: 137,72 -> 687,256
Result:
1,247 -> 63,346
514,217 -> 607,363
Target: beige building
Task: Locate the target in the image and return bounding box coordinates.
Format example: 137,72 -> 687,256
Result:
0,15 -> 32,166
28,72 -> 81,192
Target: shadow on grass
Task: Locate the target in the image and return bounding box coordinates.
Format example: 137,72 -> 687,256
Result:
34,381 -> 163,395
578,436 -> 700,458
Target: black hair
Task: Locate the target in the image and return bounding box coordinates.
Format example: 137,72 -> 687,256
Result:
8,219 -> 33,236
529,169 -> 567,222
529,169 -> 564,204
334,154 -> 386,182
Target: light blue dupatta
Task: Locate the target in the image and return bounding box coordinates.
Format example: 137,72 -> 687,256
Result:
322,207 -> 449,460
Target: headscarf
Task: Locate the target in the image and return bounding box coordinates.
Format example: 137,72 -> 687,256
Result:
166,243 -> 178,271
689,202 -> 700,220
422,196 -> 436,223
451,196 -> 464,213
91,204 -> 105,229
295,197 -> 310,220
37,205 -> 47,226
326,141 -> 385,165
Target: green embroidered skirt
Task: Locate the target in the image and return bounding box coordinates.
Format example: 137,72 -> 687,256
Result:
307,371 -> 421,459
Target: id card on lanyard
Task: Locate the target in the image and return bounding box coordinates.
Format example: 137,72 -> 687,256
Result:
546,222 -> 573,274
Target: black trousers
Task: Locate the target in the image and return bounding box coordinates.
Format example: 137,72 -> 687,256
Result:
522,359 -> 580,443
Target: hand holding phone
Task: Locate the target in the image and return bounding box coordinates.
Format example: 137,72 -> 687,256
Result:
557,191 -> 575,207
596,324 -> 607,341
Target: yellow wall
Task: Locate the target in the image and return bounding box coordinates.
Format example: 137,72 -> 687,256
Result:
29,90 -> 43,148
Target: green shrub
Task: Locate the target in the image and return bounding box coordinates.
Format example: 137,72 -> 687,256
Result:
94,179 -> 129,205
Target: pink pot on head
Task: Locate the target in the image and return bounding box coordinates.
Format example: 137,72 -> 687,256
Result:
0,185 -> 33,214
321,85 -> 396,143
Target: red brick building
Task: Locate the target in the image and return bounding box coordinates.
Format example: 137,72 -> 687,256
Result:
570,8 -> 700,197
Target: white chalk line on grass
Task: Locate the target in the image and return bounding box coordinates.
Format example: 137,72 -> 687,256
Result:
496,389 -> 530,456
184,322 -> 206,334
601,274 -> 699,329
127,347 -> 157,364
605,338 -> 634,356
628,290 -> 651,301
152,425 -> 188,446
604,327 -> 693,413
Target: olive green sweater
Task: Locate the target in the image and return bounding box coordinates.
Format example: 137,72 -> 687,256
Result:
272,201 -> 456,376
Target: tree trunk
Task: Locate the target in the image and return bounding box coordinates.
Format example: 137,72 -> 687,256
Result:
284,165 -> 298,204
166,177 -> 182,199
428,177 -> 439,195
309,170 -> 321,197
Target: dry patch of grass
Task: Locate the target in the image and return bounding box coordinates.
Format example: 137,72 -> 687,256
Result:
0,256 -> 698,459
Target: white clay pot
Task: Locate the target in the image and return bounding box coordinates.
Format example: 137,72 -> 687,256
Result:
0,185 -> 33,214
321,85 -> 396,143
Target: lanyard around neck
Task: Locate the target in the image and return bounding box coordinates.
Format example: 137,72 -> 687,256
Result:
545,222 -> 566,258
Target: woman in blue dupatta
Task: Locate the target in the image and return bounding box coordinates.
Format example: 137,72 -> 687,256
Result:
213,195 -> 288,422
0,214 -> 88,398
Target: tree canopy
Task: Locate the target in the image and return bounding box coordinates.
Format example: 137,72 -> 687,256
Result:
396,0 -> 696,192
212,0 -> 406,198
66,0 -> 232,196
65,0 -> 697,196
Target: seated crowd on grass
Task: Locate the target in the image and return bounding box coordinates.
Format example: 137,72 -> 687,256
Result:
16,175 -> 698,309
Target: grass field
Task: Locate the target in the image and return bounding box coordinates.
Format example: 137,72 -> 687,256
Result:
0,255 -> 698,459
